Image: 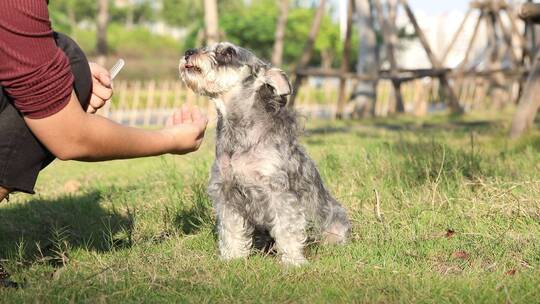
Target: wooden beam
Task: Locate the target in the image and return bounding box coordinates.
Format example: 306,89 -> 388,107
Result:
519,2 -> 540,23
470,0 -> 508,11
510,48 -> 540,138
296,67 -> 527,81
493,12 -> 519,65
289,0 -> 328,107
399,0 -> 464,114
504,7 -> 530,60
458,12 -> 484,70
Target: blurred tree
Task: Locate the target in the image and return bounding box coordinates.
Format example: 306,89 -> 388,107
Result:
96,0 -> 110,64
350,0 -> 379,118
204,0 -> 219,44
272,0 -> 290,66
111,0 -> 156,27
48,0 -> 96,33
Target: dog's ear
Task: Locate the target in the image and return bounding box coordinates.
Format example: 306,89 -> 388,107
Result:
256,68 -> 291,113
264,68 -> 291,96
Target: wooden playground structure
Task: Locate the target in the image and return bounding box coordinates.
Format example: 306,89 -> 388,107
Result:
288,0 -> 540,137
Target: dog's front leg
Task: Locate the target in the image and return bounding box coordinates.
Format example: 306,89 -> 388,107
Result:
269,193 -> 308,266
216,203 -> 254,260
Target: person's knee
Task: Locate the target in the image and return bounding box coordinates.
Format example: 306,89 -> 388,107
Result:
0,186 -> 11,201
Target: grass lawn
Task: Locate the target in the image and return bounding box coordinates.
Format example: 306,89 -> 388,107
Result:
1,114 -> 539,303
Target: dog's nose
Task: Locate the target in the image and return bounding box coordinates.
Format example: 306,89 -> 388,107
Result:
184,48 -> 197,60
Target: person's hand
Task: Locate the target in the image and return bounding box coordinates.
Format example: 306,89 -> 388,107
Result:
162,104 -> 209,154
87,62 -> 113,114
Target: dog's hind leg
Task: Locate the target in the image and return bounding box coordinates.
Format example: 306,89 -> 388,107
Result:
269,193 -> 308,266
216,204 -> 254,260
322,203 -> 351,245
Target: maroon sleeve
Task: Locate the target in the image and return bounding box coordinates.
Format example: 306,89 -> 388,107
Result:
0,0 -> 74,119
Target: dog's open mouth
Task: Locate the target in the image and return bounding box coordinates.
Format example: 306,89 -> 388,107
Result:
184,63 -> 202,73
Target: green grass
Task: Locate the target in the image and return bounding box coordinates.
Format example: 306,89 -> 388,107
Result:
1,114 -> 539,303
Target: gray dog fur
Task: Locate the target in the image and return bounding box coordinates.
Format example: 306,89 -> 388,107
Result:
179,42 -> 351,265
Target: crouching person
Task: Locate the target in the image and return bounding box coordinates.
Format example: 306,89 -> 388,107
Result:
0,1 -> 208,201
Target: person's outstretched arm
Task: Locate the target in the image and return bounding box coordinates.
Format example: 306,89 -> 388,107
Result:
25,94 -> 207,161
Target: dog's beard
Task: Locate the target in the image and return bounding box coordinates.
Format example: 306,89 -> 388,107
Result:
180,55 -> 248,97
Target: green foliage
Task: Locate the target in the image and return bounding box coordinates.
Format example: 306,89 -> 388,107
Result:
161,0 -> 203,27
177,0 -> 349,68
106,24 -> 181,56
49,1 -> 357,72
111,0 -> 157,25
220,0 -> 278,61
48,0 -> 96,33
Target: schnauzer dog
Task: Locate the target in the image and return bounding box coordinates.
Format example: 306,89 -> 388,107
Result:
179,42 -> 351,266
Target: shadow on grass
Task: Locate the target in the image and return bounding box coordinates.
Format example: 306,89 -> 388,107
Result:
173,182 -> 214,236
304,118 -> 506,140
0,191 -> 133,264
373,120 -> 502,133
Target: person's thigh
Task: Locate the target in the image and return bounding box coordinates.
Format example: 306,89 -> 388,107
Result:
0,90 -> 52,194
0,33 -> 92,194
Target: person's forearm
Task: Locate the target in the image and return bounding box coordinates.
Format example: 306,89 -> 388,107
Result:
65,114 -> 174,161
24,92 -> 200,161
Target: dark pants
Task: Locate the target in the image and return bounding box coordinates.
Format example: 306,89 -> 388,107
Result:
0,33 -> 92,194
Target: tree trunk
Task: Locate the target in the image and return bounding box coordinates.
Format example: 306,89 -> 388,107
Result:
272,0 -> 289,67
373,0 -> 404,113
96,0 -> 109,66
126,5 -> 134,29
67,0 -> 76,30
289,0 -> 328,107
204,0 -> 219,45
336,0 -> 355,119
351,0 -> 379,118
510,50 -> 540,138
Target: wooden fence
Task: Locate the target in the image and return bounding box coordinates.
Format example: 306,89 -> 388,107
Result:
98,77 -> 518,126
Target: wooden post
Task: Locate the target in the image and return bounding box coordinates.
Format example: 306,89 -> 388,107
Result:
504,7 -> 530,60
374,0 -> 405,113
116,80 -> 128,123
143,80 -> 156,126
204,0 -> 219,44
173,82 -> 182,108
399,0 -> 463,114
272,0 -> 289,67
289,0 -> 328,107
158,81 -> 170,126
96,0 -> 109,66
510,50 -> 540,138
351,0 -> 380,118
130,81 -> 141,126
510,2 -> 540,138
336,0 -> 355,119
